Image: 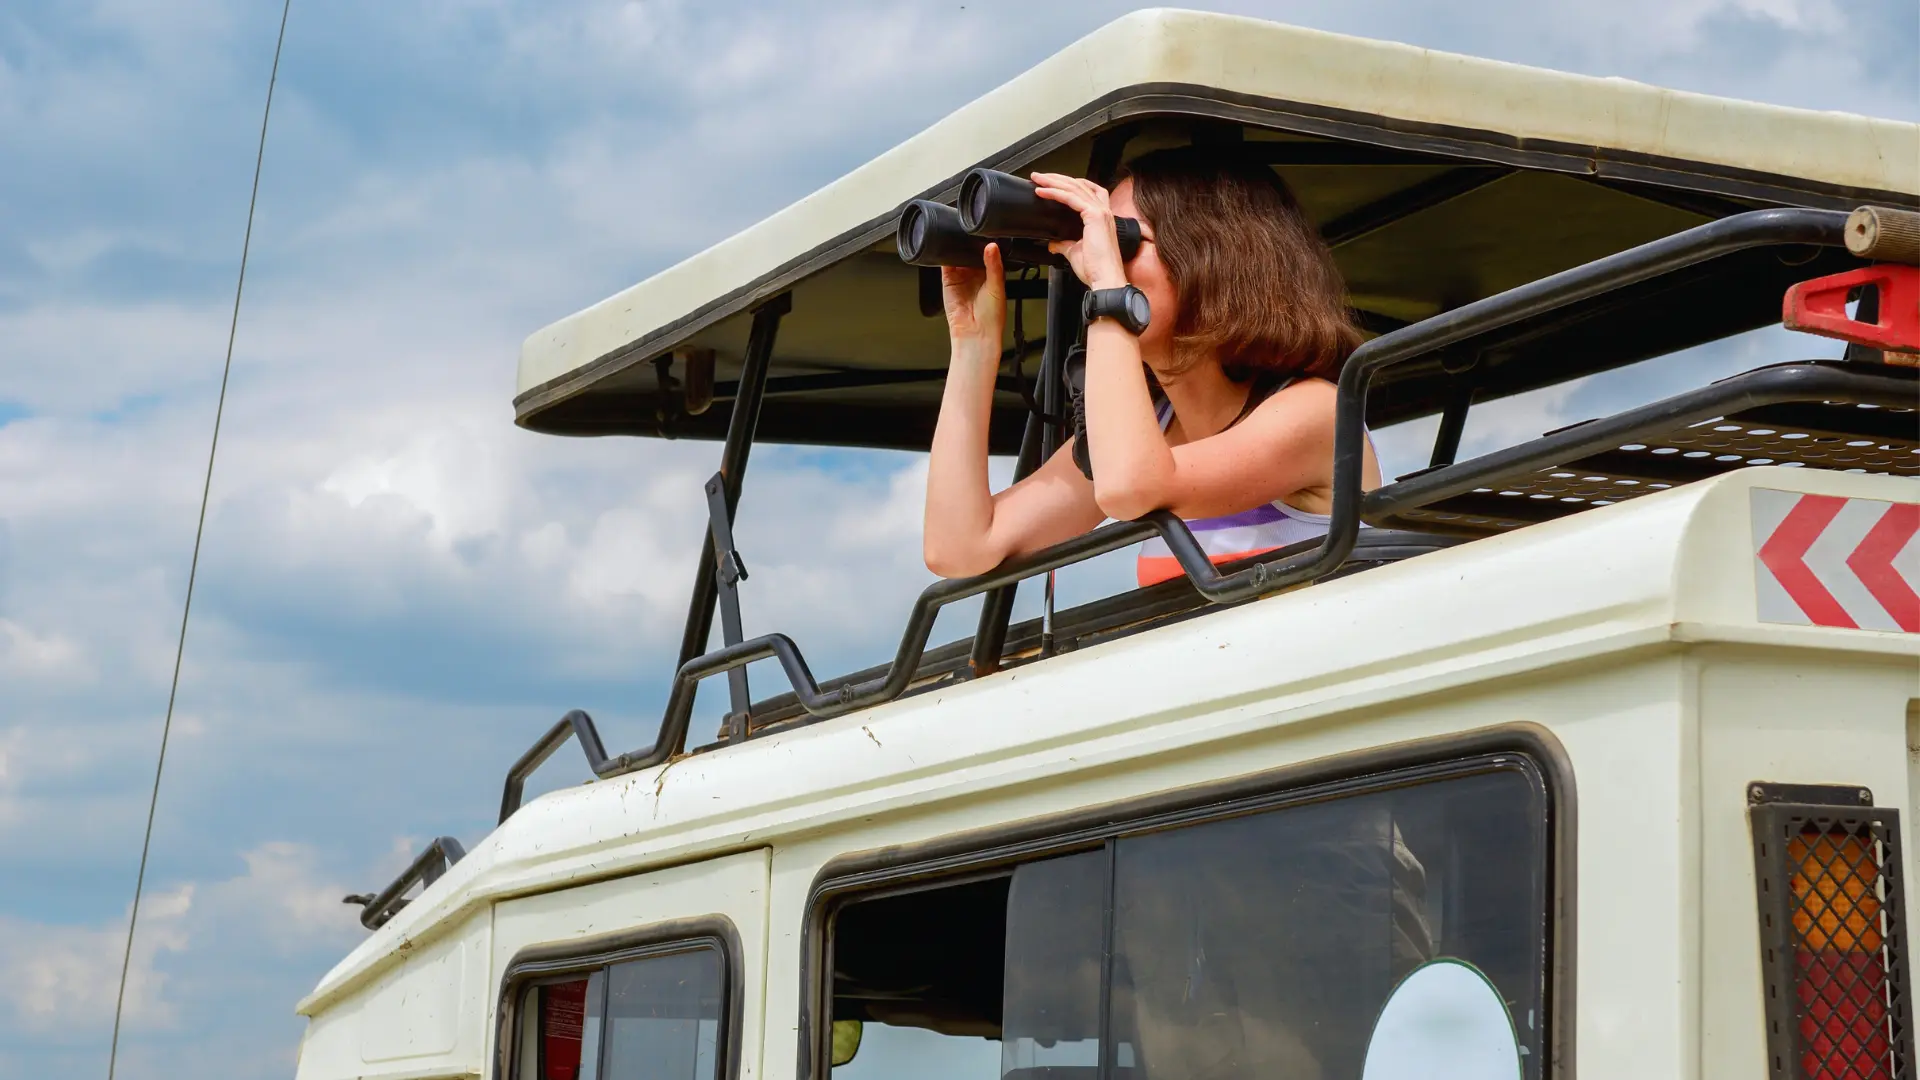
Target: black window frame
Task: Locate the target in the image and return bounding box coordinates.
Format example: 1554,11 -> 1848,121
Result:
494,915 -> 745,1080
798,722 -> 1575,1079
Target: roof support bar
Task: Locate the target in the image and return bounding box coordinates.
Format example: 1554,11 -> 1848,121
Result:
1038,267 -> 1085,658
703,470 -> 753,740
968,267 -> 1084,676
968,368 -> 1046,677
1322,166 -> 1514,249
1427,376 -> 1475,469
674,293 -> 790,698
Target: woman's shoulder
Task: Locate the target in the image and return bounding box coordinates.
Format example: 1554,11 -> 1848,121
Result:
1238,372 -> 1338,435
1256,372 -> 1337,409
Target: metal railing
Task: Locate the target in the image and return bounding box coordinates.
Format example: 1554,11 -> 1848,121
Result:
484,206 -> 1853,820
342,835 -> 467,930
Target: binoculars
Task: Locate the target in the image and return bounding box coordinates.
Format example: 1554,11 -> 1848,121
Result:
897,168 -> 1143,268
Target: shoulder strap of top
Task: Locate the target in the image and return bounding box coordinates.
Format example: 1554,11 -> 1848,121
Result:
1225,372 -> 1295,431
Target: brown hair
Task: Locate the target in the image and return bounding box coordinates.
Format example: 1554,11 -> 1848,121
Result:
1118,146 -> 1361,382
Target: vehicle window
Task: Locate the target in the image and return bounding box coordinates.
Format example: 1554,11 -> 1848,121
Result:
827,763 -> 1548,1079
516,946 -> 725,1080
605,948 -> 724,1077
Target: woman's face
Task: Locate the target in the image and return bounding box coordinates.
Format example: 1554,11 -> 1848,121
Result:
1110,177 -> 1177,353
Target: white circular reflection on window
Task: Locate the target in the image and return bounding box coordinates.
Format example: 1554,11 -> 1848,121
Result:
1361,959 -> 1521,1080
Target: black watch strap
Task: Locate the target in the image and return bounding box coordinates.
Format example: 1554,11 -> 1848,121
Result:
1082,285 -> 1150,335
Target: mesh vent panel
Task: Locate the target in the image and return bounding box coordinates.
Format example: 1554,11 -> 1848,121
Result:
1752,801 -> 1915,1080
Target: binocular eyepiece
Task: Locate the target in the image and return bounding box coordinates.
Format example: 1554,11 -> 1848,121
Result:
897,168 -> 1143,268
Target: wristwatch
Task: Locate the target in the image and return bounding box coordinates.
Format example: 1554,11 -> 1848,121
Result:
1082,284 -> 1151,335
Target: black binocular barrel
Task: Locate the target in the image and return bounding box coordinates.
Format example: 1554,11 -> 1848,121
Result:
897,200 -> 1054,268
957,168 -> 1143,260
897,200 -> 984,267
960,169 -> 1082,238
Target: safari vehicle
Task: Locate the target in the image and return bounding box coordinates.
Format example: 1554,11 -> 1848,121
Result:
293,10 -> 1919,1080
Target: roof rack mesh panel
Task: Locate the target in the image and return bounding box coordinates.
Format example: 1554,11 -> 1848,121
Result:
1396,374 -> 1918,534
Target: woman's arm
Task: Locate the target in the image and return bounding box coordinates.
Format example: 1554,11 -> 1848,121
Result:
923,245 -> 1104,578
1027,173 -> 1187,522
1133,379 -> 1362,519
1078,348 -> 1351,522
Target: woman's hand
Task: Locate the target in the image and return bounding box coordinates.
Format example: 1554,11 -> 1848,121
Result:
1032,172 -> 1128,290
941,242 -> 1006,349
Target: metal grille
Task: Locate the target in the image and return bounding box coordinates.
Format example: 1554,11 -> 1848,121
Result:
1752,793 -> 1915,1080
1400,393 -> 1920,534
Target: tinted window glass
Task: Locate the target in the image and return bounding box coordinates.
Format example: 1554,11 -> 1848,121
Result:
604,948 -> 724,1079
1107,770 -> 1543,1078
518,946 -> 725,1080
1001,852 -> 1106,1078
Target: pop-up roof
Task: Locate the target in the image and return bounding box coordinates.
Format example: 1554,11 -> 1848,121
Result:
514,9 -> 1917,450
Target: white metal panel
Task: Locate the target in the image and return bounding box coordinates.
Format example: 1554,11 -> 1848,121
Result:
488,849 -> 773,1080
293,910 -> 491,1080
1695,651 -> 1920,1078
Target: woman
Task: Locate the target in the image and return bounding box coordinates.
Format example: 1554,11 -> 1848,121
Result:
922,147 -> 1381,586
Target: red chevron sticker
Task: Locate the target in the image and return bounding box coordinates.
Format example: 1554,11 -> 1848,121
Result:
1753,490 -> 1920,633
1757,494 -> 1854,628
1849,502 -> 1920,633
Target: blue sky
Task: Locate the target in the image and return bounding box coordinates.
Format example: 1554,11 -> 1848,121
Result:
0,1 -> 1913,1077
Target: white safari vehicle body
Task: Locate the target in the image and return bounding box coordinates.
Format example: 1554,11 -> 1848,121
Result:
297,10 -> 1919,1080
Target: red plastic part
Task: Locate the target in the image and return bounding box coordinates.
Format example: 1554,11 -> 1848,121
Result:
1783,264 -> 1920,351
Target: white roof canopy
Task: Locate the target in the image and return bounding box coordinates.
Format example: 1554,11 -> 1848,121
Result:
515,8 -> 1917,443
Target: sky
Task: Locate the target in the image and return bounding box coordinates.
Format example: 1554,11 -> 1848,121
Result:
0,1 -> 1914,1077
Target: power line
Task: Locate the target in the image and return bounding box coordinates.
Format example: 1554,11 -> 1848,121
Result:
106,1 -> 294,1075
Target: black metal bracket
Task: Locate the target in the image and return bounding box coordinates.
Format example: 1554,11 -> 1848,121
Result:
1748,780 -> 1875,807
342,835 -> 468,931
704,470 -> 752,741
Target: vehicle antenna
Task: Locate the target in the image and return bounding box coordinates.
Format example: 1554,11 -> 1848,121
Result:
107,2 -> 294,1075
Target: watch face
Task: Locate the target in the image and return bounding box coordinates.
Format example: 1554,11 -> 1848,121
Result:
1125,287 -> 1152,330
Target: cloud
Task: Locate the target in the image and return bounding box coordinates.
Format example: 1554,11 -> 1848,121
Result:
0,2 -> 1911,1078
0,618 -> 85,681
0,884 -> 191,1035
0,838 -> 367,1073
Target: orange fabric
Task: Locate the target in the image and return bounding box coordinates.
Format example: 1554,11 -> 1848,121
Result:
1136,546 -> 1278,587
